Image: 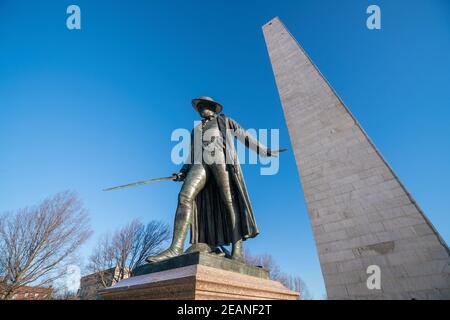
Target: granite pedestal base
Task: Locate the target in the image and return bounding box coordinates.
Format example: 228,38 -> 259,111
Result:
99,252 -> 299,300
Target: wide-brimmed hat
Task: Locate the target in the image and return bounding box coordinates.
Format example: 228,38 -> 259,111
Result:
192,96 -> 223,113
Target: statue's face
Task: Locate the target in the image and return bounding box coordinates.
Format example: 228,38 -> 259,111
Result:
198,103 -> 216,118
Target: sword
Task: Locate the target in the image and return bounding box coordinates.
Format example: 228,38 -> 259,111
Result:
103,149 -> 287,191
103,175 -> 176,192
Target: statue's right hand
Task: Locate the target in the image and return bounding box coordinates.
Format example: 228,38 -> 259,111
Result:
172,172 -> 185,182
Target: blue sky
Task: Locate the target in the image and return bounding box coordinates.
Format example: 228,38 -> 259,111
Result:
1,0 -> 449,299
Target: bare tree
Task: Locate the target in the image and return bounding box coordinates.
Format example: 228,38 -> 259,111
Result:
52,286 -> 80,300
87,219 -> 169,287
278,274 -> 313,300
87,234 -> 115,288
0,191 -> 92,300
244,250 -> 284,280
244,249 -> 312,300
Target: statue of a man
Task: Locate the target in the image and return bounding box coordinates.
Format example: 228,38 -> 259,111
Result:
146,96 -> 281,263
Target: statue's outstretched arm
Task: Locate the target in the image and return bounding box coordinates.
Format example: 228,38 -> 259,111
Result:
227,117 -> 275,157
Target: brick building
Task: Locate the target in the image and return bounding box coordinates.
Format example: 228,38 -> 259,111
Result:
6,286 -> 53,300
78,266 -> 129,300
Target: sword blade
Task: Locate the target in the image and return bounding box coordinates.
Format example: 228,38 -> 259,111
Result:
103,176 -> 175,191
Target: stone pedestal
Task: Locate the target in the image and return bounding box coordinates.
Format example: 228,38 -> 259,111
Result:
99,252 -> 299,300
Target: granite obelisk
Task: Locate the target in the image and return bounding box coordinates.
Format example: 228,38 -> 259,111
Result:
263,17 -> 450,299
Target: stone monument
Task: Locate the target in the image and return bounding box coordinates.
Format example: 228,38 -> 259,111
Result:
262,17 -> 450,299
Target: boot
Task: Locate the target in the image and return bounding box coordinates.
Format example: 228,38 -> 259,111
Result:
231,239 -> 244,263
146,209 -> 190,263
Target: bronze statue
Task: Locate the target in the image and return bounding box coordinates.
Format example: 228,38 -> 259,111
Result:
144,96 -> 285,263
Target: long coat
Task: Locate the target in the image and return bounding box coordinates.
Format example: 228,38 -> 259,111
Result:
180,114 -> 270,247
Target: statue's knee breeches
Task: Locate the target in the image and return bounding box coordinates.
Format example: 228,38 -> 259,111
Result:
177,164 -> 207,210
178,191 -> 193,209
